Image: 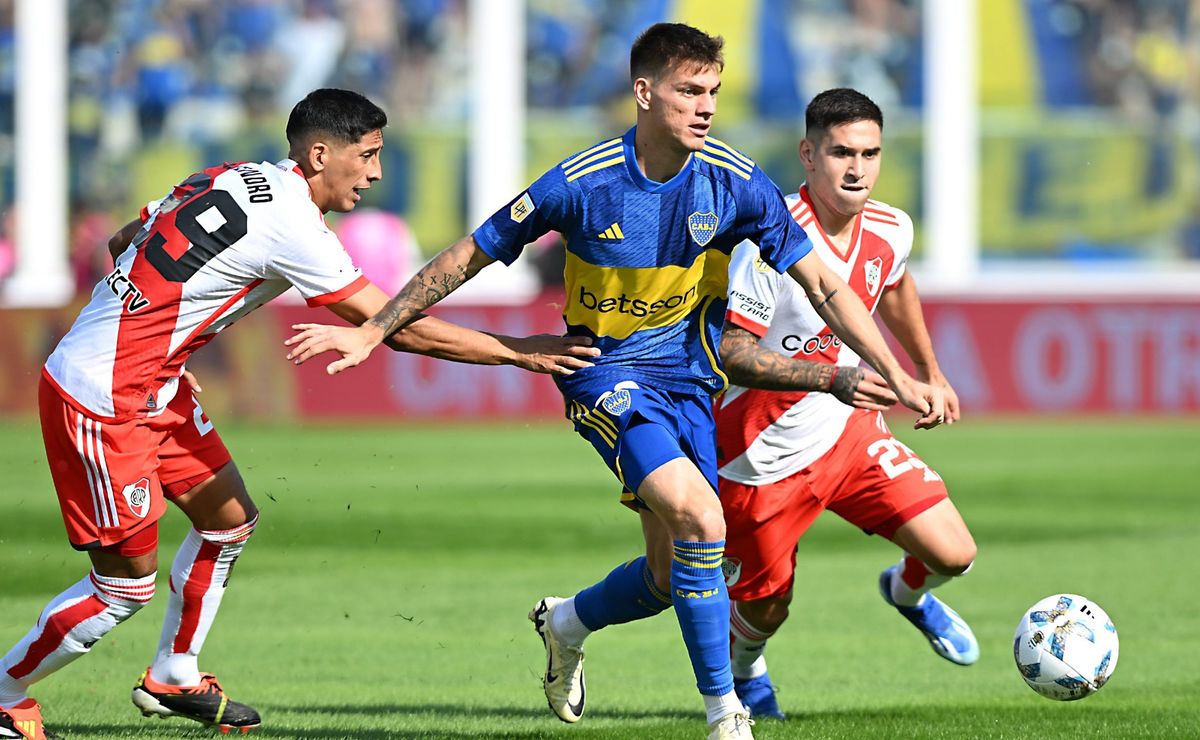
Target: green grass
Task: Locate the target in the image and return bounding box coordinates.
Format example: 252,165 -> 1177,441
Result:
2,417 -> 1198,739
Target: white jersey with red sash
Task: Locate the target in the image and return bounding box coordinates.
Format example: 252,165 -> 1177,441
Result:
45,159 -> 367,421
715,185 -> 913,485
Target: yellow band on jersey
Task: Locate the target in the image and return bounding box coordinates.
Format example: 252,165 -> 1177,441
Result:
563,250 -> 731,339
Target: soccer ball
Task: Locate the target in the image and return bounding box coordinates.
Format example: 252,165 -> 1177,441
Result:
1013,594 -> 1118,701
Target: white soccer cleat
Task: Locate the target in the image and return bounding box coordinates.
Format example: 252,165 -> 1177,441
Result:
528,597 -> 586,723
707,710 -> 755,739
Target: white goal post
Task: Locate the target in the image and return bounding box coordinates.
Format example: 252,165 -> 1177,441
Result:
2,0 -> 72,307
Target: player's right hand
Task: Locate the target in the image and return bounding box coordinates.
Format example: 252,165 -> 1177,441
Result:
893,375 -> 946,430
285,323 -> 382,375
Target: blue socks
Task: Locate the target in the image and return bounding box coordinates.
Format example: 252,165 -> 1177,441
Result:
671,540 -> 734,697
570,543 -> 735,698
574,556 -> 672,630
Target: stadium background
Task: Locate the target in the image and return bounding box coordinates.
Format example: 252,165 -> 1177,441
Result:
0,3 -> 1198,739
0,0 -> 1196,422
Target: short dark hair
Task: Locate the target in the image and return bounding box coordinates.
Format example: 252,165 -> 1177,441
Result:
630,23 -> 724,82
286,88 -> 387,149
805,88 -> 883,136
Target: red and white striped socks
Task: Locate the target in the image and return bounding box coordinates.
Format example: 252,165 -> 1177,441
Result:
0,571 -> 155,706
887,553 -> 960,606
729,601 -> 774,680
150,515 -> 257,686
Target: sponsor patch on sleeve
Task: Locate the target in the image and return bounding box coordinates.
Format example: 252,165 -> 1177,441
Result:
510,193 -> 535,223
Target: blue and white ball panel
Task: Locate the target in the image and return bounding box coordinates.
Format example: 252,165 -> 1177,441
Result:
1013,593 -> 1119,701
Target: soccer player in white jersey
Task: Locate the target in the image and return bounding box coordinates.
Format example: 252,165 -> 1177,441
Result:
0,88 -> 596,740
284,26 -> 950,740
714,88 -> 979,720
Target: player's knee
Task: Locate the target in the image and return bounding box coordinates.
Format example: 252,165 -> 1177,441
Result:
695,500 -> 726,542
662,496 -> 725,542
688,488 -> 726,540
739,595 -> 791,633
928,544 -> 976,577
199,511 -> 259,546
177,463 -> 258,531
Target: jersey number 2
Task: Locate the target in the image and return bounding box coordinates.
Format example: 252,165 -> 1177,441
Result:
145,174 -> 249,283
866,438 -> 942,482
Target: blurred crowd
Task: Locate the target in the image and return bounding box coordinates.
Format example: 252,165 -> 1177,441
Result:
1035,0 -> 1197,120
0,0 -> 1197,290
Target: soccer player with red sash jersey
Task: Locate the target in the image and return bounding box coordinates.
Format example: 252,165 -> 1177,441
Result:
0,88 -> 596,740
715,89 -> 980,721
284,29 -> 950,740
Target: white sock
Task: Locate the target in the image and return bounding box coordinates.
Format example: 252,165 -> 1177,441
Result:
729,602 -> 773,679
890,553 -> 958,606
703,690 -> 746,724
0,570 -> 154,705
151,516 -> 256,686
549,597 -> 591,648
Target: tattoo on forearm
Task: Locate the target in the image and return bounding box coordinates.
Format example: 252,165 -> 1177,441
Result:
721,328 -> 834,391
814,288 -> 839,312
829,366 -> 865,405
370,247 -> 472,335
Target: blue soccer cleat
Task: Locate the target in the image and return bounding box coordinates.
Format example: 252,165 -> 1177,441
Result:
733,673 -> 786,720
879,566 -> 979,666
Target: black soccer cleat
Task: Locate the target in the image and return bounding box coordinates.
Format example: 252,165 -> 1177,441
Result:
131,668 -> 261,734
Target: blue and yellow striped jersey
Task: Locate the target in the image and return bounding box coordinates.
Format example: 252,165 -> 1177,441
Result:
474,126 -> 811,396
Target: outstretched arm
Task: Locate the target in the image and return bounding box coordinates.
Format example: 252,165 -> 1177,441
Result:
877,272 -> 959,422
785,250 -> 944,428
368,235 -> 494,338
289,278 -> 597,376
720,325 -> 897,410
285,235 -> 496,373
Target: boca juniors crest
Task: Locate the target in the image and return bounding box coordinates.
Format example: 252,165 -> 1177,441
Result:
864,257 -> 883,296
600,389 -> 632,416
687,211 -> 719,247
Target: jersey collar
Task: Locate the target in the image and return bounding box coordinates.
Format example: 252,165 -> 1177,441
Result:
799,183 -> 861,262
622,126 -> 693,193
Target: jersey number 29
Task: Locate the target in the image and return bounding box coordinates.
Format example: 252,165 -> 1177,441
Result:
144,172 -> 249,283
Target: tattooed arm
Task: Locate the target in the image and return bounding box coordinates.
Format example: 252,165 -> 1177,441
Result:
365,236 -> 493,339
285,235 -> 497,374
720,325 -> 897,410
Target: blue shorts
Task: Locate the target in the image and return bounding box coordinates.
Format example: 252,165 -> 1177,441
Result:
563,380 -> 718,510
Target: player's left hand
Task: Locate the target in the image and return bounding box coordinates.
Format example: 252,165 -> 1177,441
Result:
501,334 -> 601,375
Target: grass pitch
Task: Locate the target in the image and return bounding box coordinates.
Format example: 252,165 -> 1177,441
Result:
2,417 -> 1198,739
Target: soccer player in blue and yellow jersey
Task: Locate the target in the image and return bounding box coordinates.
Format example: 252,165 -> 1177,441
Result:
286,24 -> 944,740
